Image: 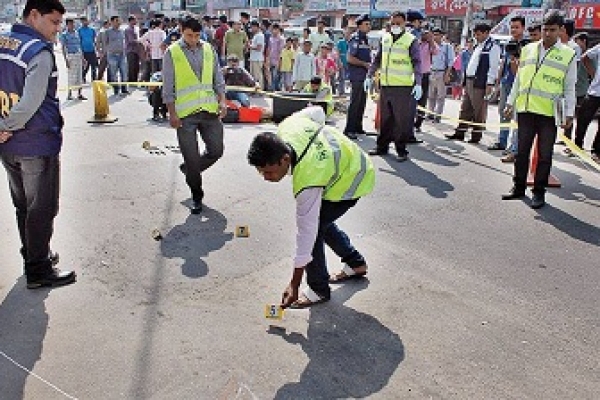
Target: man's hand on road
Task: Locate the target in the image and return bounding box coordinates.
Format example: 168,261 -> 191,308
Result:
280,283 -> 299,309
0,131 -> 13,143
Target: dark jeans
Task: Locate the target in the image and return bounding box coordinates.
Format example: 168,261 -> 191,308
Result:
149,90 -> 167,117
97,54 -> 107,81
127,52 -> 140,83
225,91 -> 250,107
377,86 -> 414,156
514,112 -> 557,194
574,94 -> 600,155
151,59 -> 162,74
344,80 -> 367,135
270,65 -> 281,91
306,199 -> 366,299
1,154 -> 60,277
82,51 -> 98,82
176,111 -> 224,202
414,72 -> 430,129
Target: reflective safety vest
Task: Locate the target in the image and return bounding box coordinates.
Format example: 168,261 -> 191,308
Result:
278,115 -> 375,200
170,41 -> 218,117
380,31 -> 416,87
515,42 -> 575,117
303,82 -> 334,116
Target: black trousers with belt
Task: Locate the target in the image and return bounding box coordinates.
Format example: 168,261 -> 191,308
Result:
344,81 -> 368,135
377,86 -> 414,156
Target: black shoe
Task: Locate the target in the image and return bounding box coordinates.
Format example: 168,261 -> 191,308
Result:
179,163 -> 186,174
191,200 -> 203,214
152,115 -> 160,122
27,268 -> 76,289
368,148 -> 388,156
445,133 -> 465,141
67,95 -> 74,101
467,137 -> 481,144
121,90 -> 130,95
50,251 -> 59,266
434,117 -> 441,123
502,187 -> 526,200
78,94 -> 88,100
407,137 -> 423,144
414,126 -> 422,133
530,193 -> 546,209
396,153 -> 409,162
488,142 -> 505,150
345,132 -> 358,140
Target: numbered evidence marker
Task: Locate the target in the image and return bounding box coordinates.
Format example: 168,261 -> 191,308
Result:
236,225 -> 250,237
264,304 -> 284,320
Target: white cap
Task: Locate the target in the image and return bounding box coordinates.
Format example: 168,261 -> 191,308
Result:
293,106 -> 326,126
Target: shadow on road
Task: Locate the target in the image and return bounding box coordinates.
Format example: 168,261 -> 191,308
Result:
379,157 -> 455,199
160,203 -> 233,278
0,278 -> 49,398
534,204 -> 600,247
551,167 -> 600,206
271,281 -> 404,399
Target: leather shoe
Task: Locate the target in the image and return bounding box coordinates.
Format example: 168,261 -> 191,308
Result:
396,153 -> 409,162
467,138 -> 481,144
368,148 -> 388,156
345,132 -> 358,140
191,200 -> 203,214
488,142 -> 505,150
530,193 -> 545,209
502,187 -> 526,200
445,133 -> 464,141
27,268 -> 76,289
407,137 -> 423,144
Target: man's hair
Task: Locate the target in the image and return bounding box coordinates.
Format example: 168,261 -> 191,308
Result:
182,17 -> 202,32
391,11 -> 406,20
573,31 -> 589,44
317,19 -> 326,25
80,16 -> 88,21
128,15 -> 136,22
110,15 -> 119,22
543,10 -> 565,27
272,23 -> 281,31
23,0 -> 65,18
285,37 -> 293,43
303,27 -> 311,34
303,40 -> 312,45
510,16 -> 526,27
473,23 -> 491,33
250,20 -> 260,27
528,23 -> 541,32
240,12 -> 250,19
262,19 -> 271,28
564,19 -> 575,37
65,18 -> 73,24
310,76 -> 322,85
219,15 -> 227,23
248,133 -> 290,168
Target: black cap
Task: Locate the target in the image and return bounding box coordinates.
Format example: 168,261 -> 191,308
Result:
356,14 -> 370,26
407,10 -> 424,22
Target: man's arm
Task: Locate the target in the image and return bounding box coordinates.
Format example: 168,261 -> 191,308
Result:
347,38 -> 370,68
564,54 -> 578,117
0,51 -> 53,132
409,39 -> 422,85
444,44 -> 455,83
294,187 -> 323,269
487,43 -> 501,85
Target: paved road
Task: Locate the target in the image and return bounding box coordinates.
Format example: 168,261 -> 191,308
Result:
0,64 -> 599,399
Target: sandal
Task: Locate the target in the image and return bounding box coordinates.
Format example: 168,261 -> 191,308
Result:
289,288 -> 330,309
329,264 -> 368,283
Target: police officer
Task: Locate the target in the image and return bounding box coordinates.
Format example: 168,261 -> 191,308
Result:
343,14 -> 372,140
162,17 -> 228,214
247,107 -> 374,309
502,11 -> 576,209
0,0 -> 76,289
365,11 -> 422,162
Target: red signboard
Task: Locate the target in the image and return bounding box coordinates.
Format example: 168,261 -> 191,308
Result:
569,5 -> 600,29
426,0 -> 469,17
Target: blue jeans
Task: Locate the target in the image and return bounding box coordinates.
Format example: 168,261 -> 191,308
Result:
498,82 -> 515,148
270,66 -> 281,91
225,91 -> 250,107
305,199 -> 366,299
107,53 -> 128,94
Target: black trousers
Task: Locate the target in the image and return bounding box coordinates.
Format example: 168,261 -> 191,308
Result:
1,154 -> 60,277
344,81 -> 367,135
127,52 -> 140,82
377,86 -> 414,156
82,51 -> 98,81
514,112 -> 557,194
151,59 -> 162,74
414,72 -> 430,129
573,94 -> 600,155
176,112 -> 224,202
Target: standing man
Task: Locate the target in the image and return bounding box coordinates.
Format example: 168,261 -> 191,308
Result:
223,20 -> 248,61
446,23 -> 500,144
60,18 -> 86,100
292,40 -> 316,90
413,28 -> 439,133
248,20 -> 265,89
0,0 -> 76,289
365,11 -> 422,162
563,31 -> 590,149
213,15 -> 230,65
124,15 -> 140,83
427,27 -> 454,125
335,26 -> 350,96
162,17 -> 227,214
95,20 -> 109,80
502,11 -> 576,209
489,16 -> 525,152
309,20 -> 330,54
106,16 -> 128,96
78,16 -> 97,83
141,19 -> 166,73
267,23 -> 285,91
247,107 -> 374,308
343,14 -> 371,140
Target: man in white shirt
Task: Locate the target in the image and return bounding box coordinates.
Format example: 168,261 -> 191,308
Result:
249,20 -> 265,89
310,20 -> 331,54
141,18 -> 166,73
292,41 -> 316,90
446,23 -> 501,144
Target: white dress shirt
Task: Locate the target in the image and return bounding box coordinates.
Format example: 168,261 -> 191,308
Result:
466,36 -> 501,85
507,41 -> 577,117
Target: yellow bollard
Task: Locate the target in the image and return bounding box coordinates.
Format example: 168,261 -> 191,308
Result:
88,81 -> 118,123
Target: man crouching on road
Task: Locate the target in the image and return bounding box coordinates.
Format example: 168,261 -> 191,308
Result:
247,107 -> 374,308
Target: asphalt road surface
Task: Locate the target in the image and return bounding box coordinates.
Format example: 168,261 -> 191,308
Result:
0,61 -> 599,399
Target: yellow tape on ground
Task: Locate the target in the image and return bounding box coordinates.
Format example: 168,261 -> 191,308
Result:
558,131 -> 600,173
415,105 -> 518,129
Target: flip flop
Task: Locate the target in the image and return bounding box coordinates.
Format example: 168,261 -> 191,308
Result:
329,264 -> 368,283
289,287 -> 329,309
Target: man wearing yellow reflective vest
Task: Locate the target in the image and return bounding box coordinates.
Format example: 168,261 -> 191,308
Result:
163,17 -> 228,214
303,75 -> 334,116
365,11 -> 422,162
247,107 -> 375,308
502,11 -> 576,209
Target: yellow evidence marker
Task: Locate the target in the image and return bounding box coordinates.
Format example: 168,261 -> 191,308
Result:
142,141 -> 151,150
264,304 -> 284,320
236,225 -> 250,237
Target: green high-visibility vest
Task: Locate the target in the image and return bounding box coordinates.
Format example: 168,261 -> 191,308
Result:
170,41 -> 219,117
515,42 -> 575,117
380,31 -> 416,87
303,82 -> 334,116
278,115 -> 375,201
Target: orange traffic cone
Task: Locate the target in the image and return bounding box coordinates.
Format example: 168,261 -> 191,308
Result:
527,137 -> 561,187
